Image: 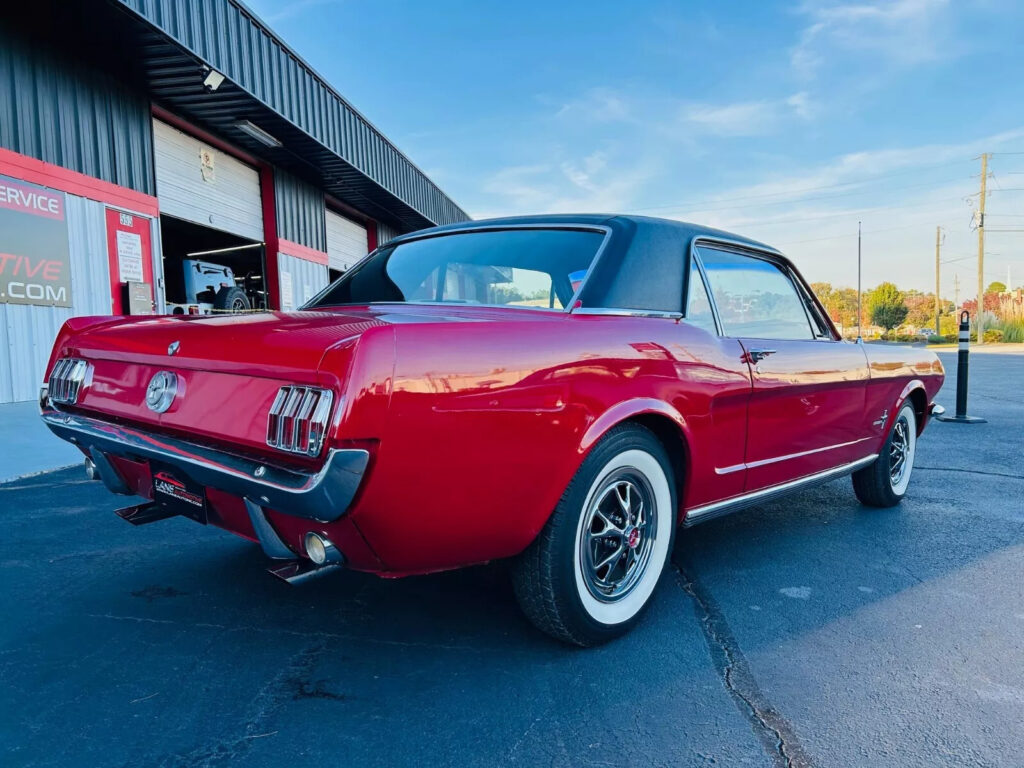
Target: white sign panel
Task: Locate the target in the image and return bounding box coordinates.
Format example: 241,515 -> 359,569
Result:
116,230 -> 144,283
280,269 -> 294,311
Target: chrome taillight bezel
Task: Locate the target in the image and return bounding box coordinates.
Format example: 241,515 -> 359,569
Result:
266,386 -> 335,457
47,358 -> 92,405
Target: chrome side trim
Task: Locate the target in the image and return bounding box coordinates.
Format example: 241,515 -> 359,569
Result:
571,308 -> 683,319
41,407 -> 368,522
715,437 -> 873,475
685,454 -> 878,527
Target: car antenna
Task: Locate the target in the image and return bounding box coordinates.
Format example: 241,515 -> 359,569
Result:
856,220 -> 863,343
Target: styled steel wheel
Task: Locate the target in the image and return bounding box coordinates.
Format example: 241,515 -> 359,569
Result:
512,424 -> 677,646
853,401 -> 918,507
579,473 -> 657,603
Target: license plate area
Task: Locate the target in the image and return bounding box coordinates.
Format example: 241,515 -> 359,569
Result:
150,461 -> 208,524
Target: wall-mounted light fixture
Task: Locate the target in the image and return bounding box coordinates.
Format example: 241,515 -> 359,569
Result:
232,119 -> 282,148
202,67 -> 225,92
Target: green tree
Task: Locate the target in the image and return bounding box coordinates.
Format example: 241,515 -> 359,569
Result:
869,282 -> 909,337
903,292 -> 936,328
987,281 -> 1007,294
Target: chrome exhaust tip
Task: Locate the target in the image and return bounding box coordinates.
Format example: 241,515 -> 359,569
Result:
304,532 -> 344,566
84,457 -> 99,481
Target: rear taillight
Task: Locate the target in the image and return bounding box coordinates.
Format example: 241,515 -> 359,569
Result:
266,386 -> 335,456
47,358 -> 91,405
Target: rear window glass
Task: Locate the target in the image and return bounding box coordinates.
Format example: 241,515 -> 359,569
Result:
307,228 -> 605,310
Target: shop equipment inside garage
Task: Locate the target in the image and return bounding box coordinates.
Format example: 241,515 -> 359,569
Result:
0,0 -> 468,404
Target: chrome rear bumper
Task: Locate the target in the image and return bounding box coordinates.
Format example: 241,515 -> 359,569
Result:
40,407 -> 368,522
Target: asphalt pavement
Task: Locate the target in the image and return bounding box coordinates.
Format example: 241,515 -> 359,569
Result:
1,348 -> 1022,767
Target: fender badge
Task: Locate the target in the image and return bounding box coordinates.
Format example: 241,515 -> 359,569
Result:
168,341 -> 180,356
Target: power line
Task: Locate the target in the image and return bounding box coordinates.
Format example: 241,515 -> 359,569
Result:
728,196 -> 968,230
627,157 -> 975,212
776,222 -> 926,246
633,175 -> 973,216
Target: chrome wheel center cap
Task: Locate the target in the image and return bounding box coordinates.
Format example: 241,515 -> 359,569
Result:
626,526 -> 641,549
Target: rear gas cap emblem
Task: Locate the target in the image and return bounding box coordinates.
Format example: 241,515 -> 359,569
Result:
168,341 -> 180,356
145,371 -> 179,413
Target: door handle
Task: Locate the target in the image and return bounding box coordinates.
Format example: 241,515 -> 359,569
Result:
747,348 -> 777,363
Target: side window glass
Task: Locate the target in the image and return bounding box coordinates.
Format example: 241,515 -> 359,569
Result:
698,247 -> 814,340
685,260 -> 717,334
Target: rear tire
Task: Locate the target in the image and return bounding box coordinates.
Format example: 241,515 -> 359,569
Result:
852,402 -> 917,508
511,424 -> 677,646
213,286 -> 251,313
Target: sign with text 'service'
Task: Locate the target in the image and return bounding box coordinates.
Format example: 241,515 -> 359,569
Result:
0,174 -> 72,307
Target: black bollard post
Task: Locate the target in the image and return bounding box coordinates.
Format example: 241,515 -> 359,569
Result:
936,310 -> 986,424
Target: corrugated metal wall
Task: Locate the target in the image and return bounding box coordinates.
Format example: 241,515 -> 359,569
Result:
0,195 -> 112,402
275,169 -> 326,252
0,19 -> 154,196
277,252 -> 328,311
117,0 -> 467,227
376,221 -> 402,247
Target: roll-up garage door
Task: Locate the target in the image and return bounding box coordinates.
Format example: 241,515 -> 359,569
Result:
153,120 -> 263,241
326,210 -> 368,271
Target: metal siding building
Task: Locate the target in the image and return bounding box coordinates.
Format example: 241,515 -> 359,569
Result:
0,16 -> 154,196
0,0 -> 468,404
275,168 -> 326,253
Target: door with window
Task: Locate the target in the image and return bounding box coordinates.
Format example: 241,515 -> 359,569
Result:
696,245 -> 869,492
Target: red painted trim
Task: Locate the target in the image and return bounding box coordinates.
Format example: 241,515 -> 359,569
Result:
279,238 -> 329,266
151,105 -> 262,168
260,166 -> 281,310
366,220 -> 378,252
0,147 -> 159,216
325,194 -> 372,226
105,207 -> 154,315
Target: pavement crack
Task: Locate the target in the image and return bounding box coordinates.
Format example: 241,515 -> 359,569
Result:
915,466 -> 1023,481
673,559 -> 814,768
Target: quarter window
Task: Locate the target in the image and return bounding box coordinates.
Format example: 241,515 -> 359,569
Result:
684,260 -> 717,334
697,247 -> 814,340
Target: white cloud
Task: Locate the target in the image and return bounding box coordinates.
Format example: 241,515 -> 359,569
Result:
680,93 -> 815,136
554,88 -> 634,124
791,0 -> 953,77
620,126 -> 1024,292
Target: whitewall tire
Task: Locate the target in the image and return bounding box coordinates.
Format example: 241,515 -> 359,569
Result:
853,401 -> 918,507
512,424 -> 677,645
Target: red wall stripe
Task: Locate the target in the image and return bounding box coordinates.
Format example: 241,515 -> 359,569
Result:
0,147 -> 159,216
260,165 -> 281,310
278,238 -> 329,266
366,220 -> 378,253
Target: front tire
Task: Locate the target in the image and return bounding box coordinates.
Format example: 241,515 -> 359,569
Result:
852,401 -> 918,507
511,424 -> 677,646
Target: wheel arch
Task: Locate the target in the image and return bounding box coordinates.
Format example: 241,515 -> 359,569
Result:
896,379 -> 928,435
578,399 -> 691,519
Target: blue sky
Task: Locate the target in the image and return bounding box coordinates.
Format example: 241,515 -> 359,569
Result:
245,0 -> 1024,295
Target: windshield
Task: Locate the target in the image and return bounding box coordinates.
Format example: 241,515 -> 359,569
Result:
307,228 -> 605,310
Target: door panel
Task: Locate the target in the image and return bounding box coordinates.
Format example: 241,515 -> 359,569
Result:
696,245 -> 869,492
738,339 -> 868,489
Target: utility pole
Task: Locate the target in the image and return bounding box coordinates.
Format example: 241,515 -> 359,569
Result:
954,273 -> 960,310
857,220 -> 862,342
935,226 -> 942,335
977,153 -> 988,344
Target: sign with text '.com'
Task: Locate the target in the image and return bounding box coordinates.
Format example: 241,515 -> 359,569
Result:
0,174 -> 72,307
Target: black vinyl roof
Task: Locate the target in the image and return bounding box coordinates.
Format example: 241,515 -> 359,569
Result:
387,214 -> 784,314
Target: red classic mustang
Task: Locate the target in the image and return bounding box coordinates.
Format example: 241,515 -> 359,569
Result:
41,215 -> 944,645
